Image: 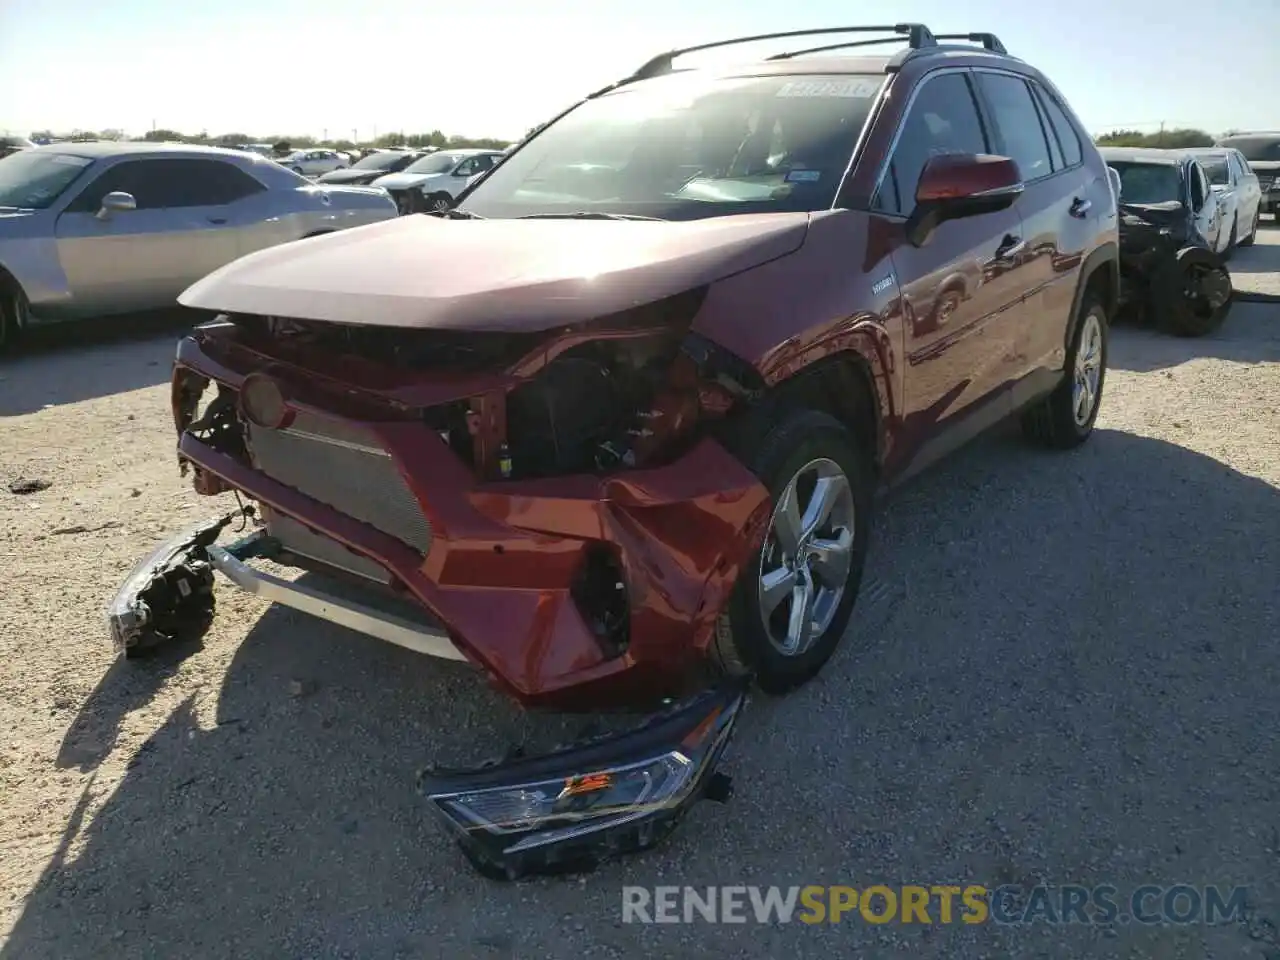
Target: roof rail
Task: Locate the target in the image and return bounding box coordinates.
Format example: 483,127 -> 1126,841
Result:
767,36 -> 923,60
625,24 -> 936,83
932,32 -> 1007,54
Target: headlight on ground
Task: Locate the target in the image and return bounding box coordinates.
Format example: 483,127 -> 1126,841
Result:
420,683 -> 745,879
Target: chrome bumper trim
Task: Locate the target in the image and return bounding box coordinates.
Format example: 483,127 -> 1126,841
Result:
207,543 -> 469,663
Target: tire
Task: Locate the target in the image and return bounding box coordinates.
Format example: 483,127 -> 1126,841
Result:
292,166 -> 305,175
1239,208 -> 1259,247
0,275 -> 30,354
425,192 -> 453,213
1158,248 -> 1232,338
1021,292 -> 1107,449
710,409 -> 873,694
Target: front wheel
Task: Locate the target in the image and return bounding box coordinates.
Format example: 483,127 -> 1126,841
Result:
711,409 -> 873,694
1021,293 -> 1108,448
0,277 -> 30,353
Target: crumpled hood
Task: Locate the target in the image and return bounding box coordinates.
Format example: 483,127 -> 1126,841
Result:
371,171 -> 447,191
179,212 -> 811,331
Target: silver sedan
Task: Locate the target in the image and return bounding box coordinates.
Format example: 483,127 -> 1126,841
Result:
0,142 -> 397,349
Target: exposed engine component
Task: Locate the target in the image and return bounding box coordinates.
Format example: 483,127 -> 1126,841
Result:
503,338 -> 688,479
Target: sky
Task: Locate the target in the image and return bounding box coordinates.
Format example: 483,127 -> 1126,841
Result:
1,0 -> 1276,142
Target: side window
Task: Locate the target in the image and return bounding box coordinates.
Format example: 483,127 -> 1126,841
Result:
1033,94 -> 1064,172
974,72 -> 1053,182
873,72 -> 988,216
1235,152 -> 1256,178
66,158 -> 258,211
1189,164 -> 1207,209
472,155 -> 496,173
453,157 -> 477,176
1032,84 -> 1083,167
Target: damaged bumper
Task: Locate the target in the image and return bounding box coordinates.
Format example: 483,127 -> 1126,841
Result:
420,681 -> 746,879
166,328 -> 772,710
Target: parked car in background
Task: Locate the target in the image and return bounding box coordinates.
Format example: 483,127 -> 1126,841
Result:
277,149 -> 350,177
1185,146 -> 1262,249
0,142 -> 397,348
1100,147 -> 1232,336
316,149 -> 428,185
1215,132 -> 1280,221
371,148 -> 505,213
125,24 -> 1120,878
0,136 -> 35,159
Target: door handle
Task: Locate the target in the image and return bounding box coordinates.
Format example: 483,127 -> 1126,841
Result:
995,234 -> 1026,260
1069,197 -> 1092,219
207,216 -> 228,225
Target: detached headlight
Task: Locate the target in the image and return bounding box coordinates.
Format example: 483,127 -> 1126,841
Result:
421,683 -> 746,879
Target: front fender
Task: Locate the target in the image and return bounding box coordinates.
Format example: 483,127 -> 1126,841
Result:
0,218 -> 72,317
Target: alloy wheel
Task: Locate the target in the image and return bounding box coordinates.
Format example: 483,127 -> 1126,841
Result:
1072,311 -> 1103,427
758,458 -> 856,657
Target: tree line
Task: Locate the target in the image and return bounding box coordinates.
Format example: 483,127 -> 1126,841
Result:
27,128 -> 512,152
1093,128 -> 1218,148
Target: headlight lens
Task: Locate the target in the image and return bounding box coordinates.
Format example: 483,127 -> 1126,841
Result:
422,683 -> 745,878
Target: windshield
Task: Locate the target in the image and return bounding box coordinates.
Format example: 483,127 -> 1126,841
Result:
404,153 -> 460,175
353,151 -> 410,171
458,72 -> 884,220
1217,137 -> 1280,162
1196,156 -> 1229,184
0,150 -> 94,209
1109,162 -> 1183,205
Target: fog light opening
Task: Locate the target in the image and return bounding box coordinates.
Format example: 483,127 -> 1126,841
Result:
571,545 -> 630,658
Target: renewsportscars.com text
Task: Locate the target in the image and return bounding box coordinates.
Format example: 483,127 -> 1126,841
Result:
621,884 -> 1248,926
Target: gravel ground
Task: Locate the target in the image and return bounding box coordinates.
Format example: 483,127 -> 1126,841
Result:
1,230 -> 1279,960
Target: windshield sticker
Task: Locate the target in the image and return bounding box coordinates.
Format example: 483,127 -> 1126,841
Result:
50,154 -> 93,167
785,169 -> 822,183
776,78 -> 880,99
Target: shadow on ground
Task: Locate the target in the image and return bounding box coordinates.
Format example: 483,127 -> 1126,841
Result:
7,427 -> 1279,959
1109,299 -> 1280,372
0,311 -> 198,416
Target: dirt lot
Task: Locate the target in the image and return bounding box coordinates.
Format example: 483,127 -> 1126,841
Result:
1,232 -> 1278,960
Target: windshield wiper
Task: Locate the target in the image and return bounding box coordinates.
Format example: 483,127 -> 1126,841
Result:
517,211 -> 667,221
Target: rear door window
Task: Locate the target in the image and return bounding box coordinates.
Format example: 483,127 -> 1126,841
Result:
1031,84 -> 1083,168
973,72 -> 1054,182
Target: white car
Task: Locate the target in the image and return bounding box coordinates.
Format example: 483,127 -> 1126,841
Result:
1186,147 -> 1263,252
278,149 -> 350,178
370,149 -> 505,214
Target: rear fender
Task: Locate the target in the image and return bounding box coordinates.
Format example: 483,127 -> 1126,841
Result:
1065,241 -> 1119,350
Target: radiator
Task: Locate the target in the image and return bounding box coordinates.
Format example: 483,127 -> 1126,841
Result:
247,410 -> 434,556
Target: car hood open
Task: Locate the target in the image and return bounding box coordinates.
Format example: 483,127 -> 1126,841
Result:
179,212 -> 811,332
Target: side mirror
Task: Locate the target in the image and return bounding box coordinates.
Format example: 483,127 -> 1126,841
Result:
96,191 -> 137,221
1107,166 -> 1122,201
906,153 -> 1023,247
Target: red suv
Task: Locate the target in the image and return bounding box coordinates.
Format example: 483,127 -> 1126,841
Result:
116,23 -> 1117,704
111,22 -> 1118,874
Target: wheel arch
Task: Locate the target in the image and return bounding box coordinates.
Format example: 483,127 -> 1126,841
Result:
1065,241 -> 1119,352
755,350 -> 885,476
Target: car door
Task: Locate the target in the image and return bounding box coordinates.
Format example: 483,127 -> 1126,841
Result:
1229,151 -> 1260,228
972,72 -> 1099,403
873,69 -> 1029,471
1187,161 -> 1220,249
54,157 -> 244,315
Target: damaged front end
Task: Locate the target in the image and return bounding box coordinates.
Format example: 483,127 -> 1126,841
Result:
109,291 -> 777,876
1116,203 -> 1233,337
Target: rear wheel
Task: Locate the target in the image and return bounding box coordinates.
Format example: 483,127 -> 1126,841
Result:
1022,293 -> 1107,448
1239,207 -> 1260,247
711,409 -> 872,694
